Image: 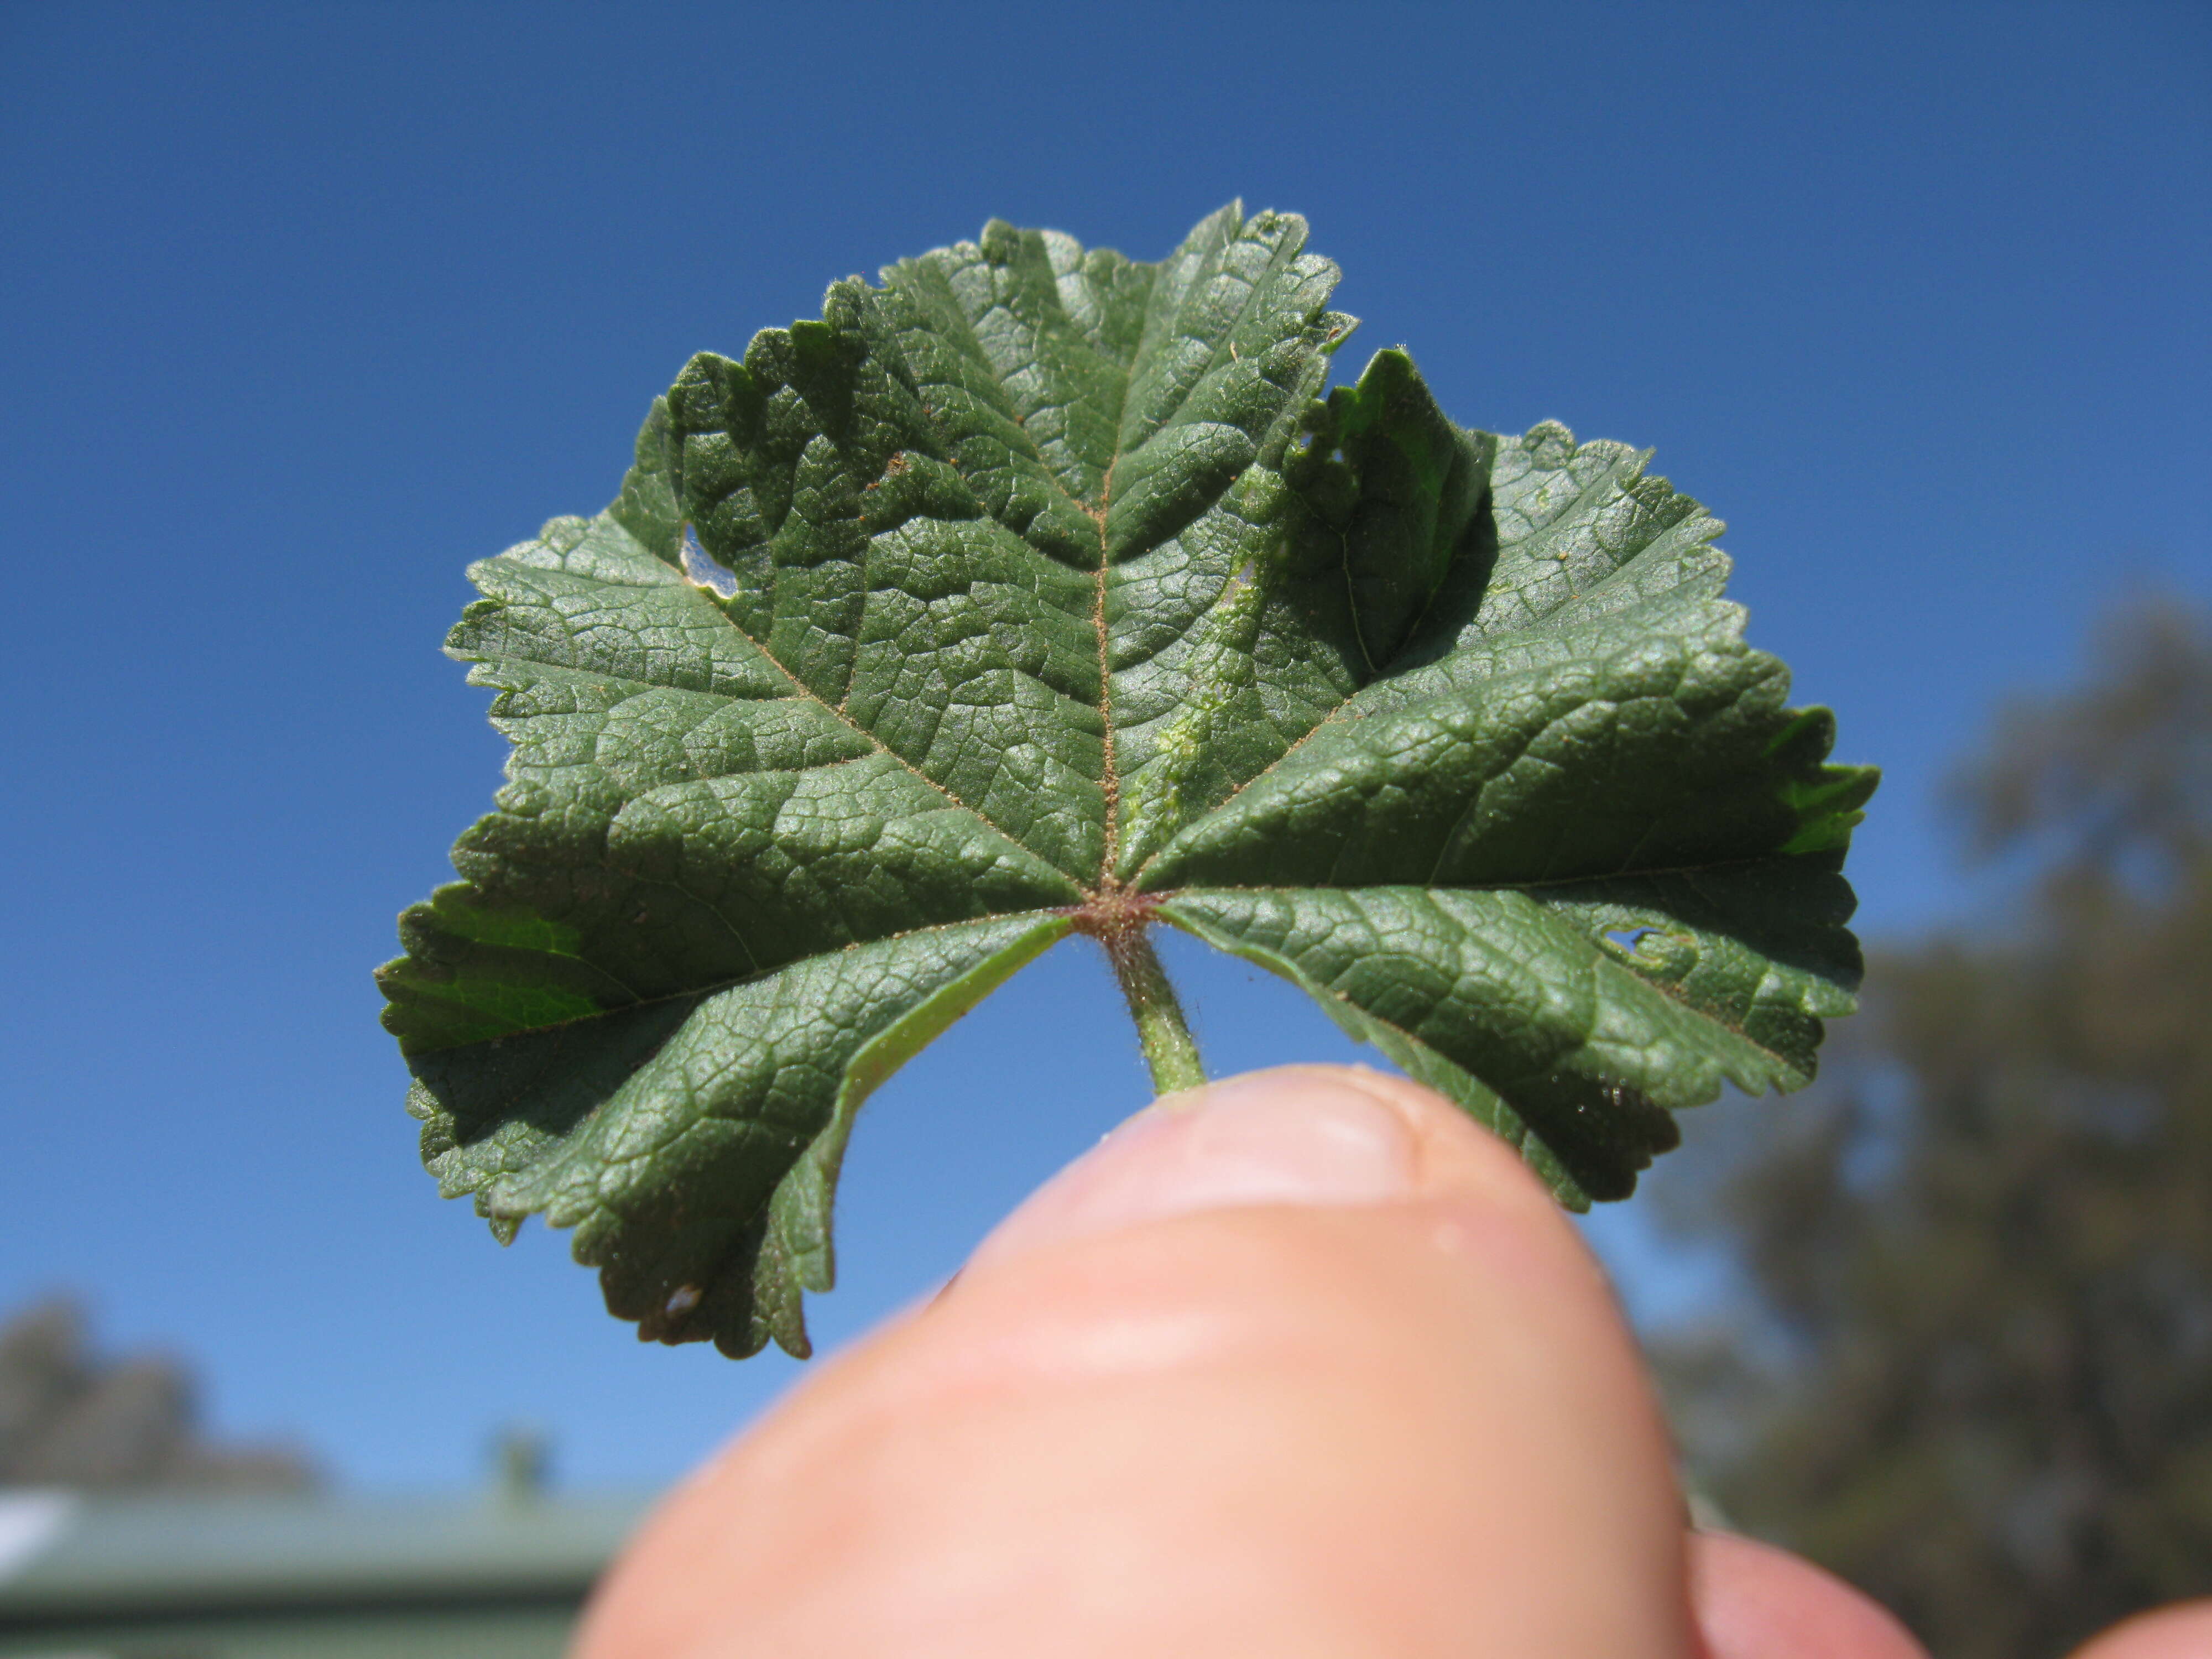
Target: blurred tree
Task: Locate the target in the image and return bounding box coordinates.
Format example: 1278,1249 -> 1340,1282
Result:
0,1298 -> 317,1491
1653,600 -> 2212,1657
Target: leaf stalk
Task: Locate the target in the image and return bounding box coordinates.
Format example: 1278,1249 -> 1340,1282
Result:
1104,925 -> 1207,1096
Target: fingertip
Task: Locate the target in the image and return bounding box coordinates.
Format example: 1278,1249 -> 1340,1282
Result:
964,1065 -> 1420,1271
1689,1531 -> 1928,1659
2068,1600 -> 2212,1659
964,1063 -> 1574,1277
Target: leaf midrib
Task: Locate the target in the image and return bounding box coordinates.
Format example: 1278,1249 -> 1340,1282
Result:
1162,882 -> 1809,1076
1125,498 -> 1740,891
540,224 -> 1324,907
406,907 -> 1075,1056
1158,849 -> 1838,898
852,232 -> 1288,892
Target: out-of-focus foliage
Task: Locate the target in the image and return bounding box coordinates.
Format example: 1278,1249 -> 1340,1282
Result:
1654,601 -> 2212,1658
0,1299 -> 317,1491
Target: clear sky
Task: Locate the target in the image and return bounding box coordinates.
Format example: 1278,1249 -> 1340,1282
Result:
3,1 -> 2206,1489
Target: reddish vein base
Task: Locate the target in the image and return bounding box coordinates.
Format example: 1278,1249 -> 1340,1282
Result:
1067,883 -> 1207,1095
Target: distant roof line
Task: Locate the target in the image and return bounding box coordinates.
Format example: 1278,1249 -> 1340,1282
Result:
0,1488 -> 651,1626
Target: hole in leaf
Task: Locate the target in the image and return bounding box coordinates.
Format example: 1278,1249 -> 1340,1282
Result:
1605,927 -> 1656,952
664,1285 -> 702,1318
681,525 -> 739,598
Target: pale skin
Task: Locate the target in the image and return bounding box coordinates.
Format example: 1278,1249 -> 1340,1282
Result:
575,1065 -> 2211,1658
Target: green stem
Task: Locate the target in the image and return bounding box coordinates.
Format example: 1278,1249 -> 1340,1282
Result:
1107,925 -> 1207,1096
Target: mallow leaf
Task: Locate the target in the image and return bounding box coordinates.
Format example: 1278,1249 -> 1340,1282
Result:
379,204 -> 1875,1358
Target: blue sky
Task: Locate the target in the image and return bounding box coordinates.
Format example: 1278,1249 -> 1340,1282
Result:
2,1 -> 2206,1489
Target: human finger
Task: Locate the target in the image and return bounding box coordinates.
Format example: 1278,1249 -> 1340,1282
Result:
576,1064 -> 1697,1658
2068,1600 -> 2212,1658
1688,1530 -> 1928,1658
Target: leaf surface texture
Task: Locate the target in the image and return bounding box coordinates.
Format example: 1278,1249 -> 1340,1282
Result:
380,206 -> 1874,1355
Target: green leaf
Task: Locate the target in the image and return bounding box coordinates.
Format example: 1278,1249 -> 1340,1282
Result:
380,204 -> 1874,1355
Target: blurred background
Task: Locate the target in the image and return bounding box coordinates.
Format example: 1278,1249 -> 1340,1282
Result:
1,2 -> 2205,1654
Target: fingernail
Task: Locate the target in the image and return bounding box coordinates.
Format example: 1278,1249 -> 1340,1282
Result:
967,1070 -> 1419,1271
